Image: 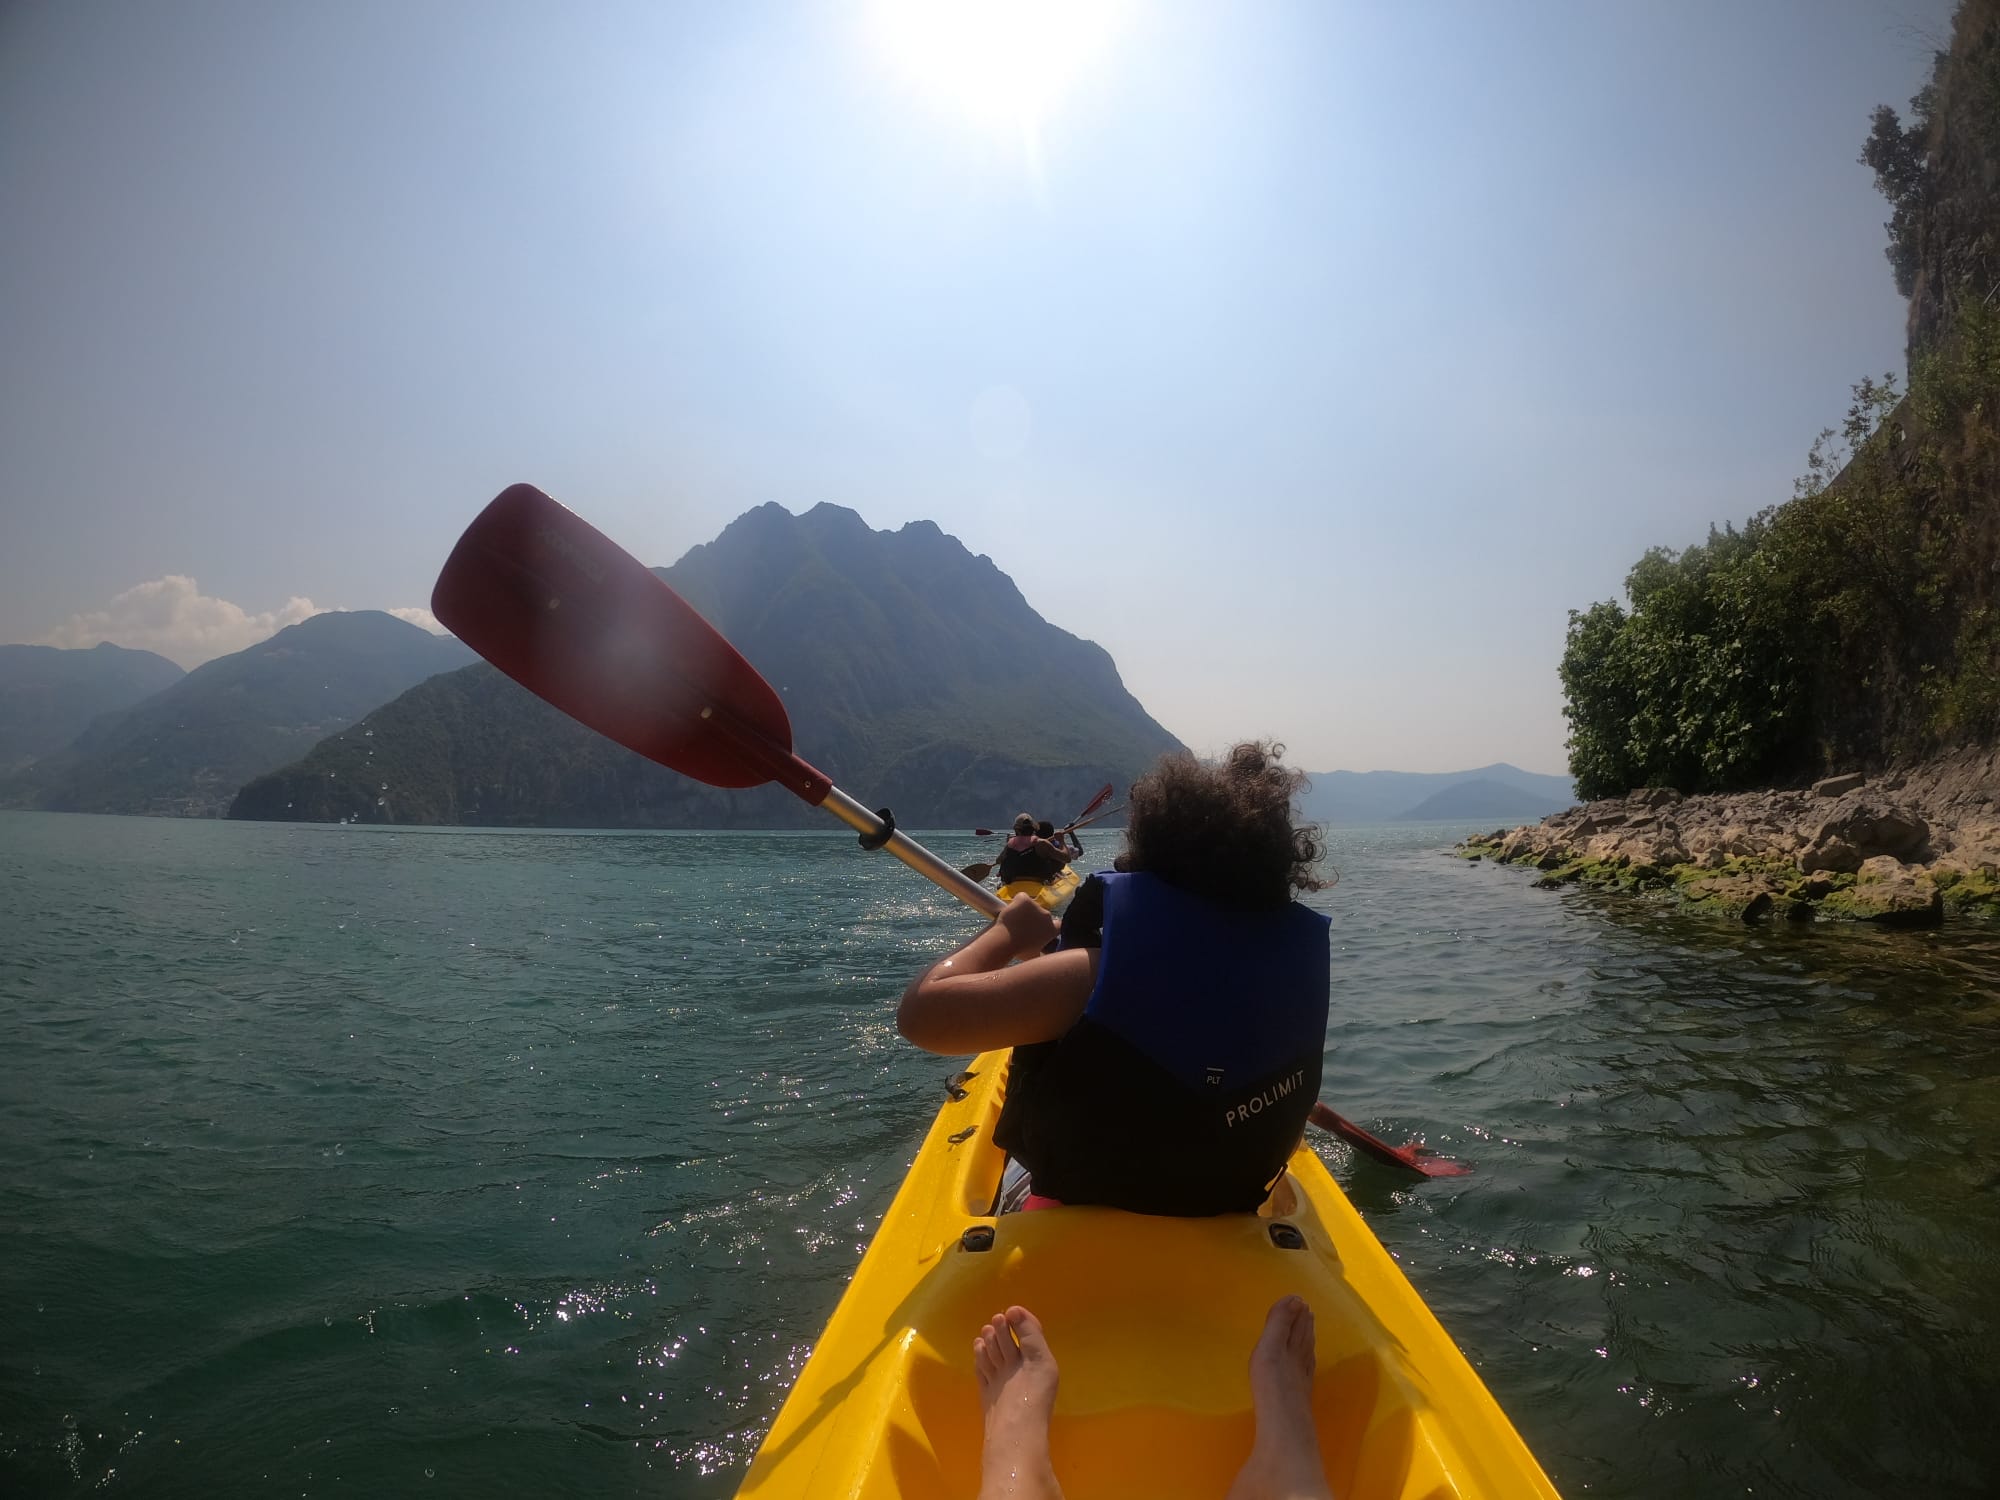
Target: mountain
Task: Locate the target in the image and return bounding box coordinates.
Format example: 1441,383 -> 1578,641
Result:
1393,777 -> 1575,823
1,612 -> 473,816
0,642 -> 184,774
231,503 -> 1184,829
1298,763 -> 1575,824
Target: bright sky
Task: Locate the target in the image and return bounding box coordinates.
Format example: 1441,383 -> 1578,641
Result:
0,0 -> 1953,773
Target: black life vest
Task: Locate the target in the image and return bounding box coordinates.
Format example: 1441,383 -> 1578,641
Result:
996,836 -> 1065,885
993,870 -> 1331,1215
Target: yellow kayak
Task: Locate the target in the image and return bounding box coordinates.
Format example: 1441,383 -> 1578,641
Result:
995,864 -> 1081,911
736,1051 -> 1561,1500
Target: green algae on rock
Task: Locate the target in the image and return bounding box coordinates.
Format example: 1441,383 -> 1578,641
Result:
1461,753 -> 2000,925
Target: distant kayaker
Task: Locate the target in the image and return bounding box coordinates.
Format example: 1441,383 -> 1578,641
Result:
994,813 -> 1069,886
1037,818 -> 1083,865
971,1296 -> 1334,1500
898,741 -> 1331,1218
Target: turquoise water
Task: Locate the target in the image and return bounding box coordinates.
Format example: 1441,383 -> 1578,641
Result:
3,811 -> 1998,1497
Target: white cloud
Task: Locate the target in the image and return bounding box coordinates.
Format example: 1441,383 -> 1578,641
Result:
37,575 -> 322,668
387,606 -> 449,635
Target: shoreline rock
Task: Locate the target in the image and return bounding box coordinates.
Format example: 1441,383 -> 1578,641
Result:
1459,746 -> 2000,926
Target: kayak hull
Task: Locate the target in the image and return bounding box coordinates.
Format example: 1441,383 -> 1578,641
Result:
736,1051 -> 1560,1500
994,864 -> 1081,912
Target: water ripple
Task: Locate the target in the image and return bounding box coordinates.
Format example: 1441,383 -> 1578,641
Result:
2,814 -> 1997,1496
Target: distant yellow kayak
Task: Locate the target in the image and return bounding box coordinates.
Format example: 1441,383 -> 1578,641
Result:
736,1051 -> 1561,1500
995,864 -> 1081,911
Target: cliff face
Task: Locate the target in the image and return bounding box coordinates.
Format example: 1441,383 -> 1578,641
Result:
1799,0 -> 2000,773
1558,0 -> 2000,800
1906,0 -> 2000,357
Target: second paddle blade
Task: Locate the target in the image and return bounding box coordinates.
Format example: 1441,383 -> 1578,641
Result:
432,483 -> 792,790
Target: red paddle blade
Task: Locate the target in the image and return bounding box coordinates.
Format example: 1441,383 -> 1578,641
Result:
431,484 -> 823,799
1072,801 -> 1125,831
1309,1103 -> 1472,1178
1070,782 -> 1114,827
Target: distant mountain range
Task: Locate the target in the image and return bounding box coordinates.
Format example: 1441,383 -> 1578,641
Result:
0,642 -> 184,774
230,503 -> 1183,828
1298,763 -> 1574,824
0,612 -> 472,816
4,509 -> 1569,832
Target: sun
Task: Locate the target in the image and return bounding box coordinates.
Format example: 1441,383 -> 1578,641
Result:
868,0 -> 1130,143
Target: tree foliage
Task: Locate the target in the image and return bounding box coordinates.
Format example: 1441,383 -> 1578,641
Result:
1562,31 -> 2000,799
1862,95 -> 1934,297
1560,522 -> 1805,801
1562,301 -> 2000,799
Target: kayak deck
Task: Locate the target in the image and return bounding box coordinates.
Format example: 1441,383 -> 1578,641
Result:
737,1052 -> 1559,1500
995,864 -> 1081,912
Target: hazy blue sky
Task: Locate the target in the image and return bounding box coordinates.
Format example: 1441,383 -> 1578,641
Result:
0,0 -> 1953,772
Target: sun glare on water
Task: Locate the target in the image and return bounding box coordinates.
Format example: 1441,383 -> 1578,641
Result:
869,0 -> 1130,150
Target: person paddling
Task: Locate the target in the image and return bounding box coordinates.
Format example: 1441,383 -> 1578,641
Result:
898,742 -> 1331,1217
1035,819 -> 1081,872
994,813 -> 1069,888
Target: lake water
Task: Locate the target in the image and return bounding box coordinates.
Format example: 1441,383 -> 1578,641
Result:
3,811 -> 1997,1497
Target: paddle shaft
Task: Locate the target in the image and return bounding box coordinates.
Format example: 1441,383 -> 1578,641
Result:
824,786 -> 1004,917
697,697 -> 1003,917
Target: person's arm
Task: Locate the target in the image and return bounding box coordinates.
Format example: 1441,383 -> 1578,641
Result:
1034,837 -> 1067,863
897,896 -> 1096,1055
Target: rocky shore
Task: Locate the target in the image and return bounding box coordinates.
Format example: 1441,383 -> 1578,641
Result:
1459,746 -> 2000,925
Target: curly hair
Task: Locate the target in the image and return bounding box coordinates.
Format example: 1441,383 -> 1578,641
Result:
1113,742 -> 1327,910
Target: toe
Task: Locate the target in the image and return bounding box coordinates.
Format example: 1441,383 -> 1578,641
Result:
987,1313 -> 1022,1374
1259,1297 -> 1297,1343
1006,1306 -> 1051,1360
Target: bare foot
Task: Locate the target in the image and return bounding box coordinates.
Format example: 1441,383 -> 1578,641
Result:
974,1305 -> 1064,1500
1226,1296 -> 1335,1500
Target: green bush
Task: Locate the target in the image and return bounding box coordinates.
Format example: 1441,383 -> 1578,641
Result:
1562,308 -> 2000,798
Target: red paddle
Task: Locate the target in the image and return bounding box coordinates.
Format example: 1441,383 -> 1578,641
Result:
1067,782 -> 1115,829
430,483 -> 1002,917
1309,1102 -> 1472,1177
1069,800 -> 1124,832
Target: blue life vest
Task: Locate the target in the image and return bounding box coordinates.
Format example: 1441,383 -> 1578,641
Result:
993,871 -> 1331,1215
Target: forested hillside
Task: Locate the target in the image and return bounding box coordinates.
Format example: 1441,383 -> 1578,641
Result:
0,643 -> 184,773
2,613 -> 473,815
1560,0 -> 2000,800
